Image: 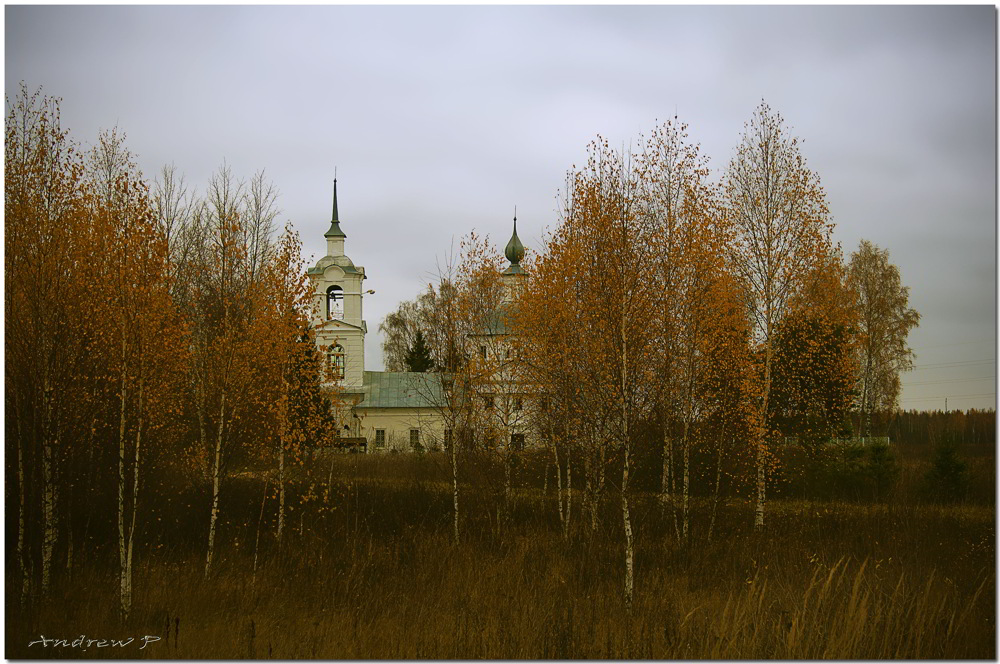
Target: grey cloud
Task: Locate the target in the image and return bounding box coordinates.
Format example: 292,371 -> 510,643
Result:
6,5 -> 995,409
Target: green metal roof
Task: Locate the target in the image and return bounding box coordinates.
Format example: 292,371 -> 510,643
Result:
307,262 -> 360,275
355,371 -> 445,409
324,222 -> 346,238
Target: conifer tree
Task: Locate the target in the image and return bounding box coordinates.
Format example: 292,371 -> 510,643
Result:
404,330 -> 435,372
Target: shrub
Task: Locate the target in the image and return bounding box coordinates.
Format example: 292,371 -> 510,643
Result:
866,442 -> 900,501
921,433 -> 968,503
776,440 -> 900,502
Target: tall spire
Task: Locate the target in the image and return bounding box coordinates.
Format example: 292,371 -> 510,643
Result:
324,176 -> 346,239
332,176 -> 339,222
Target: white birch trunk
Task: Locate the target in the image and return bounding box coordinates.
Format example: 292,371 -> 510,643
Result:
754,448 -> 766,528
756,342 -> 772,529
621,320 -> 634,610
117,332 -> 130,619
17,430 -> 29,606
205,391 -> 226,577
707,438 -> 724,543
277,377 -> 289,545
41,408 -> 57,595
14,387 -> 28,602
451,430 -> 460,545
564,452 -> 572,538
622,447 -> 634,611
277,444 -> 285,544
252,477 -> 269,583
196,370 -> 208,481
663,429 -> 680,542
584,450 -> 593,532
589,444 -> 605,533
661,425 -> 672,509
552,441 -> 565,537
122,373 -> 143,621
502,450 -> 513,539
681,418 -> 691,542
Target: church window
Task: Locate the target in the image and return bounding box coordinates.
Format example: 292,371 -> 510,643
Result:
444,428 -> 453,450
327,285 -> 344,320
328,344 -> 345,380
374,429 -> 386,449
409,428 -> 421,448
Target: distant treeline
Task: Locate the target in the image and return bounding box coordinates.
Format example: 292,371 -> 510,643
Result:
885,409 -> 995,447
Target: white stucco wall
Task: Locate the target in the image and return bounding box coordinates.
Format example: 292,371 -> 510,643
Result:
355,407 -> 447,452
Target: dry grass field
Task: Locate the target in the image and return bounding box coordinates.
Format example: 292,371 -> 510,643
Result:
6,443 -> 995,659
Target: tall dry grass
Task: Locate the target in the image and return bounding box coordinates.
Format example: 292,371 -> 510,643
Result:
6,451 -> 995,659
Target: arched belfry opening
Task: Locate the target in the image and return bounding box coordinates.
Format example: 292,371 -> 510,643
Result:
328,343 -> 346,381
327,285 -> 344,320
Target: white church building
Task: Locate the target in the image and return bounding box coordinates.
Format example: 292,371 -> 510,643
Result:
306,181 -> 526,452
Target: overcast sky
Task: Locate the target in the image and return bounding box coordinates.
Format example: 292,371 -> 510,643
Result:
6,5 -> 996,411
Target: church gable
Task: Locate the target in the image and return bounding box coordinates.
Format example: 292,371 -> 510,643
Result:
323,265 -> 346,280
315,318 -> 364,333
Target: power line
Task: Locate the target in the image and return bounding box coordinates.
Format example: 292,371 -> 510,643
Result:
911,359 -> 995,371
912,338 -> 995,350
905,375 -> 995,386
901,392 -> 996,402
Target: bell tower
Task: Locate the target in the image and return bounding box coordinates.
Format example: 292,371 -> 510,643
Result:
306,179 -> 368,389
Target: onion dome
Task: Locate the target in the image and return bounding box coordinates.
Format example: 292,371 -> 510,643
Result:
504,214 -> 525,266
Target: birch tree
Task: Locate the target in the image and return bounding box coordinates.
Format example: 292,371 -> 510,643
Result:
383,257 -> 476,544
848,240 -> 920,436
724,101 -> 833,528
514,237 -> 591,538
152,163 -> 195,292
528,138 -> 661,607
380,270 -> 467,543
5,84 -> 89,600
171,163 -> 279,576
83,128 -> 186,620
697,271 -> 759,543
769,248 -> 859,449
516,238 -> 581,538
256,224 -> 322,545
379,297 -> 425,372
453,231 -> 534,539
7,86 -> 189,618
640,117 -> 725,543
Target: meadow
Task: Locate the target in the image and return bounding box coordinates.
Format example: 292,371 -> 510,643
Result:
6,439 -> 995,659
